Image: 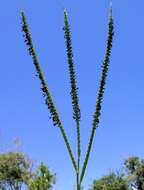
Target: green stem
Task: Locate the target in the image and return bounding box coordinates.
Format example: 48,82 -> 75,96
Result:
21,11 -> 77,172
63,9 -> 81,182
76,121 -> 80,189
80,6 -> 114,185
76,176 -> 81,190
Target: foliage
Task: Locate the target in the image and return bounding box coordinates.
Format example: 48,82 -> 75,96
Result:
125,157 -> 144,190
0,152 -> 32,190
21,3 -> 114,190
28,162 -> 55,190
0,152 -> 55,190
90,172 -> 129,190
91,156 -> 144,190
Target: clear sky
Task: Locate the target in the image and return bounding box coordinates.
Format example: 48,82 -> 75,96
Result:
0,0 -> 144,190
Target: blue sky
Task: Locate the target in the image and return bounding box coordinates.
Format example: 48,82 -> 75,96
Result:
0,0 -> 144,189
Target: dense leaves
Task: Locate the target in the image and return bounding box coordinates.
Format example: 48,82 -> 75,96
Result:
28,163 -> 56,190
91,157 -> 144,190
91,172 -> 129,190
125,157 -> 144,190
0,152 -> 56,190
0,152 -> 32,190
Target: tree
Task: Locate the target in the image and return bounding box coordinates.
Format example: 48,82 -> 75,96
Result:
28,162 -> 56,190
90,172 -> 129,190
21,2 -> 114,190
0,152 -> 56,190
0,152 -> 32,190
125,157 -> 144,190
90,156 -> 144,190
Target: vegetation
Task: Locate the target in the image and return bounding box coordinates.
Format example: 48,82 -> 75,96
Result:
28,162 -> 55,190
91,172 -> 129,190
21,2 -> 114,190
91,157 -> 144,190
1,152 -> 143,190
125,157 -> 144,190
0,152 -> 32,190
0,152 -> 55,190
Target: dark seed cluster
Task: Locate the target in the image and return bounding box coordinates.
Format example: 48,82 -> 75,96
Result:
64,11 -> 81,124
64,11 -> 81,165
93,11 -> 114,128
21,11 -> 60,127
80,8 -> 114,184
21,11 -> 77,171
21,6 -> 114,186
